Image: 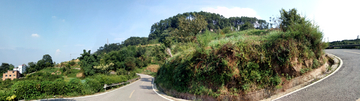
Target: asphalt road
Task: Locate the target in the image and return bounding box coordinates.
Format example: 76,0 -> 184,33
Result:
63,74 -> 168,101
277,49 -> 360,101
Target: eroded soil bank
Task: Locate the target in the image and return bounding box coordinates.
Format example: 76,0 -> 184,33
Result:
156,53 -> 339,101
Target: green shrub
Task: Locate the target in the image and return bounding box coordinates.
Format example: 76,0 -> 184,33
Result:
116,68 -> 127,75
66,78 -> 84,95
0,90 -> 15,101
53,78 -> 67,95
11,80 -> 41,99
69,61 -> 76,66
91,75 -> 128,85
41,81 -> 55,95
84,78 -> 102,93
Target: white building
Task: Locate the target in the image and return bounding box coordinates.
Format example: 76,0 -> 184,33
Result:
13,64 -> 27,74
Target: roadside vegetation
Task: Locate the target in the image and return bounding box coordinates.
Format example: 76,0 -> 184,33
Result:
155,8 -> 328,99
0,60 -> 139,100
0,8 -> 328,100
328,38 -> 360,49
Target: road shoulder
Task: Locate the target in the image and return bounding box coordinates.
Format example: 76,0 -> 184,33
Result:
262,53 -> 343,101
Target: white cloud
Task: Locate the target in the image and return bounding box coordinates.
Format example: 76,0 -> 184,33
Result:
52,16 -> 57,19
31,33 -> 39,37
202,6 -> 261,19
55,49 -> 61,56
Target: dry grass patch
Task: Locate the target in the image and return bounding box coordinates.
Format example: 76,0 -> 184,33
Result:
146,64 -> 160,72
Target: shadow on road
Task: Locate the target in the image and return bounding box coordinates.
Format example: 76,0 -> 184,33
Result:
140,85 -> 153,90
141,78 -> 153,82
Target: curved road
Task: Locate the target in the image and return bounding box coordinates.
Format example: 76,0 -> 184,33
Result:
278,49 -> 360,101
63,74 -> 168,101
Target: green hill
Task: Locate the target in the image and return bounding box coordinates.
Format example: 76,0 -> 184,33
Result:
155,8 -> 327,100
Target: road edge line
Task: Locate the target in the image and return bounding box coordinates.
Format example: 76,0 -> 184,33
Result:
272,53 -> 343,101
148,75 -> 174,101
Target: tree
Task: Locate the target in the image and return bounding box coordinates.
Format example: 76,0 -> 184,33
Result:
124,57 -> 136,71
178,14 -> 208,41
37,60 -> 45,70
42,54 -> 54,67
26,62 -> 37,73
279,8 -> 304,32
0,63 -> 14,75
240,22 -> 255,31
79,50 -> 100,76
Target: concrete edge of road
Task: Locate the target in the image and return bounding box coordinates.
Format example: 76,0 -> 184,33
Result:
32,75 -> 142,101
139,73 -> 189,101
272,53 -> 343,101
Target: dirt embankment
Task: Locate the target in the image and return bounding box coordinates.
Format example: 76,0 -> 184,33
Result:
156,54 -> 337,101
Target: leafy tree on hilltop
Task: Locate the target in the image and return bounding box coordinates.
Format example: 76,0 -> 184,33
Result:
178,14 -> 208,39
79,50 -> 100,76
279,8 -> 304,32
42,54 -> 54,67
0,63 -> 14,75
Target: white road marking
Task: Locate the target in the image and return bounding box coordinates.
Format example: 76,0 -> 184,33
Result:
146,74 -> 174,101
273,53 -> 343,101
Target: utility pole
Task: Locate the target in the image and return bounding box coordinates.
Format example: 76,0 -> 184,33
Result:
107,38 -> 109,45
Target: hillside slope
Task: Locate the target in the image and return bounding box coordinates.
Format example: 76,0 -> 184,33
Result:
155,9 -> 327,100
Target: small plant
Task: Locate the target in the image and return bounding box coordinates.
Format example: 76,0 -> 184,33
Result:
275,85 -> 282,89
327,66 -> 332,72
286,74 -> 292,80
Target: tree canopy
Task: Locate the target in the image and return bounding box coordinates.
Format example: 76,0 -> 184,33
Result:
147,11 -> 268,41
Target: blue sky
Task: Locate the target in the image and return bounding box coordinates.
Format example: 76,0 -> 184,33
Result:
0,0 -> 358,66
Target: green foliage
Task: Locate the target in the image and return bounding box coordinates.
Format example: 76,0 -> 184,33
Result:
42,54 -> 54,67
148,11 -> 268,41
279,8 -> 304,32
69,61 -> 76,66
240,22 -> 255,31
11,80 -> 41,99
90,74 -> 128,85
122,37 -> 148,46
116,68 -> 128,75
124,57 -> 136,71
155,8 -> 326,98
328,39 -> 360,49
24,54 -> 55,74
66,78 -> 84,95
177,14 -> 208,41
84,78 -> 102,93
79,50 -> 100,76
222,26 -> 233,34
25,72 -> 62,81
53,79 -> 67,95
0,90 -> 15,101
0,63 -> 15,75
61,64 -> 72,75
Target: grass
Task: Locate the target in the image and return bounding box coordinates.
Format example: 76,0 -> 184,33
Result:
156,19 -> 326,99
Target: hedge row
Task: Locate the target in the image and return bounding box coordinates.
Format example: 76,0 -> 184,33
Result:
0,74 -> 133,100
